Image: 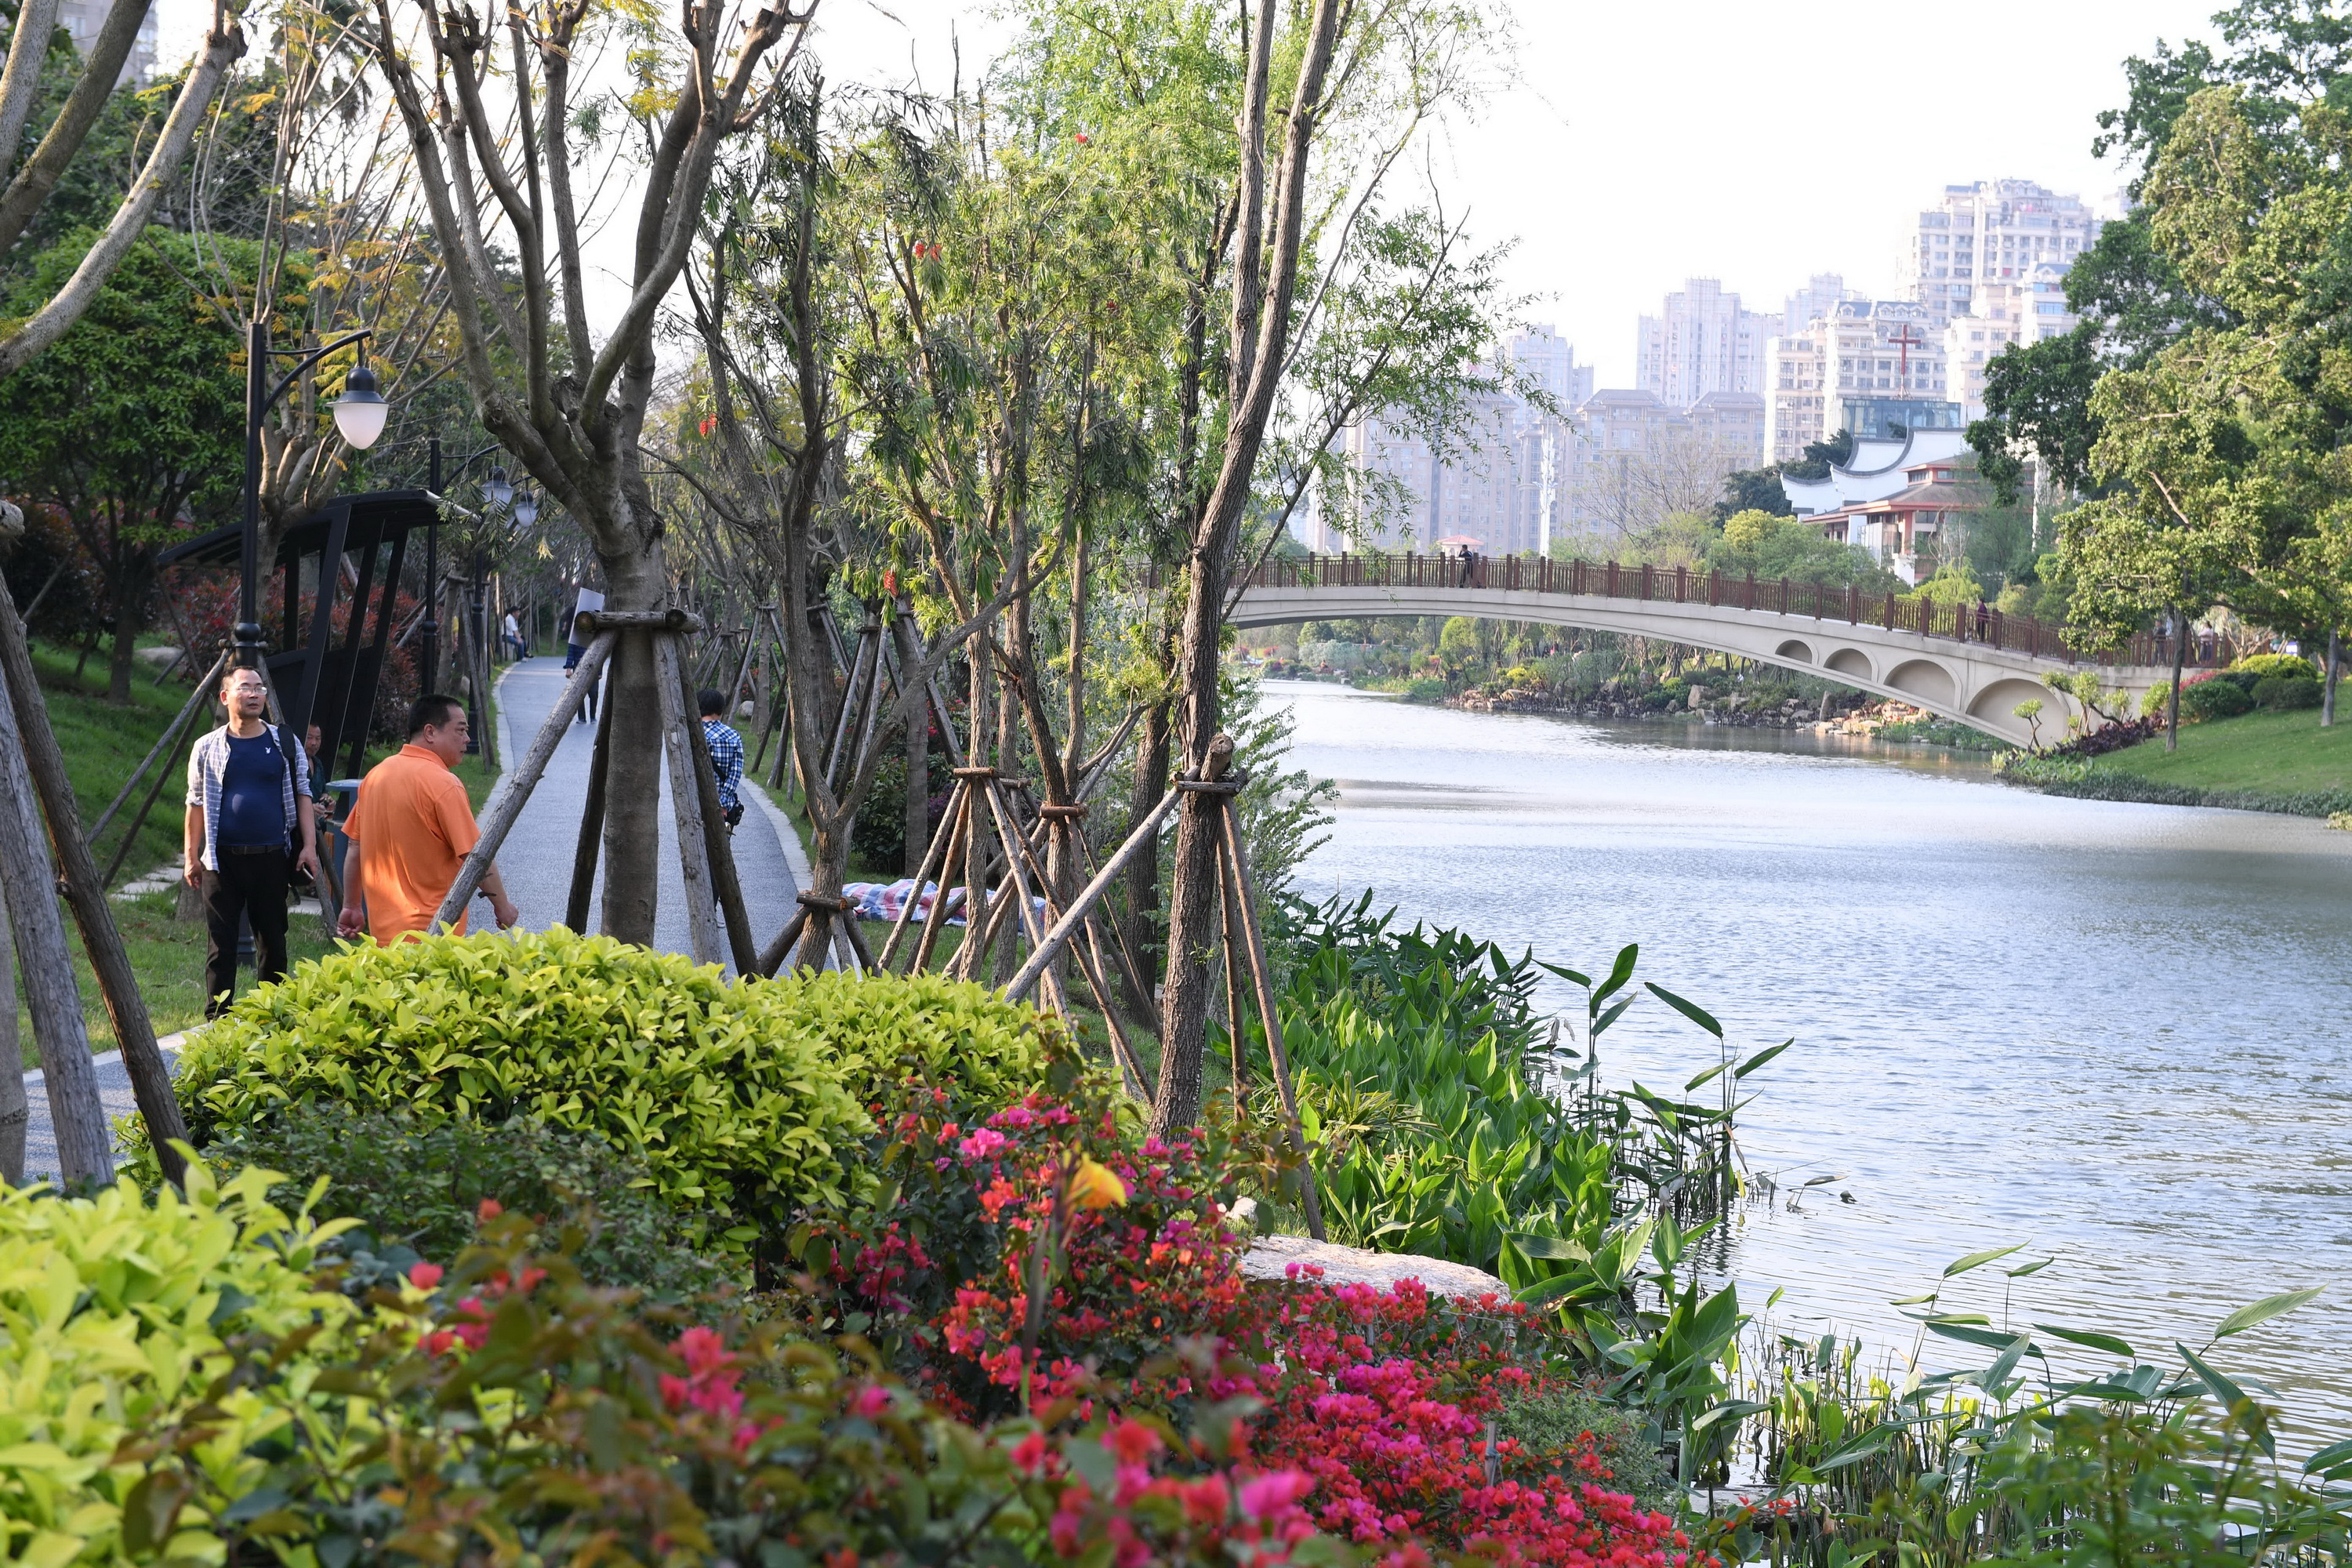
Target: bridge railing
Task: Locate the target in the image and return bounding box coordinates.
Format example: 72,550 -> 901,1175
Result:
1236,553 -> 2232,670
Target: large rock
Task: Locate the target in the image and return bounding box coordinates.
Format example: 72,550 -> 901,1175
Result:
1242,1234 -> 1510,1300
135,645 -> 183,670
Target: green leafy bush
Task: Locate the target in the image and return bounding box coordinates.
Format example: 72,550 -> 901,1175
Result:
0,1163 -> 361,1568
1494,1381 -> 1676,1514
148,929 -> 1058,1254
2230,652 -> 2318,684
209,1105 -> 731,1298
2252,673 -> 2321,710
2182,677 -> 2254,722
2138,676 -> 2215,718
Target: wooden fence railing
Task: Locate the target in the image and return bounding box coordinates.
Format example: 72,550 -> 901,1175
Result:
1229,553 -> 2228,670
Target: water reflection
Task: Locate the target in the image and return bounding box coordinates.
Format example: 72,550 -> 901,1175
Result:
1273,681 -> 2352,1439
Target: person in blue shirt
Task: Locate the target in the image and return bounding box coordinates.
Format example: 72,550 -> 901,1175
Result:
183,666 -> 319,1017
699,688 -> 745,829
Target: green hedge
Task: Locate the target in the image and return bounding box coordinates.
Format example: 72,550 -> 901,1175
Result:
148,929 -> 1058,1250
212,1106 -> 733,1298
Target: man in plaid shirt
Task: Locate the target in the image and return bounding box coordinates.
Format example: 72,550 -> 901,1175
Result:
698,688 -> 746,829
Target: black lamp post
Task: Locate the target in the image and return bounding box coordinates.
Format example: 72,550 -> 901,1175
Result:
238,322 -> 387,670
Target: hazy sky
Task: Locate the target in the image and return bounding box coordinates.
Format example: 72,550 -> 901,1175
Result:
158,0 -> 2230,386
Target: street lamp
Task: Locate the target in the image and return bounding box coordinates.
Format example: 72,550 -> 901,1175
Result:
238,323 -> 386,671
514,488 -> 539,528
483,466 -> 513,509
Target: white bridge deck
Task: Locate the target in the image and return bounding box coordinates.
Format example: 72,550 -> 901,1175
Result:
1229,556 -> 2199,746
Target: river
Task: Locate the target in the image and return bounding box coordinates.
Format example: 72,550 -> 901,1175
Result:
1270,679 -> 2352,1443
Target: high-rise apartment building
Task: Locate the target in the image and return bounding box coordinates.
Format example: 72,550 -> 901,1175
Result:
1763,299 -> 1957,463
1635,279 -> 1780,407
1905,180 -> 2102,330
1552,388 -> 1767,538
1781,274 -> 1856,340
1942,266 -> 2084,419
53,0 -> 157,83
1510,322 -> 1596,408
1327,328 -> 1590,555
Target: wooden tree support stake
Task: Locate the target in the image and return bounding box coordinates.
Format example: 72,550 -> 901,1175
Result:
671,640 -> 760,974
0,587 -> 183,1181
566,670 -> 617,931
653,633 -> 727,967
1003,786 -> 1180,1001
1217,793 -> 1324,1241
0,642 -> 112,1181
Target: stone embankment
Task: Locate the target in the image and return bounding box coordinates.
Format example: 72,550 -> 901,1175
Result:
1242,1234 -> 1510,1299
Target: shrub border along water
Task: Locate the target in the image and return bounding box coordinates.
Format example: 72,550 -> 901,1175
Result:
1994,750 -> 2352,818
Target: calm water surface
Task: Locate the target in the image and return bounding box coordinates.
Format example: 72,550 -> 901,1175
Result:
1272,680 -> 2352,1441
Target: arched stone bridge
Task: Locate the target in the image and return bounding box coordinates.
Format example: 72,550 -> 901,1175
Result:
1229,554 -> 2207,746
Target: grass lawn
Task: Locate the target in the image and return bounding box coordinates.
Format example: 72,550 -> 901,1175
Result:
2090,706 -> 2352,797
10,642 -> 506,1063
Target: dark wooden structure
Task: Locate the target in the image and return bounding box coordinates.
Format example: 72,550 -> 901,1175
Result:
159,490 -> 437,779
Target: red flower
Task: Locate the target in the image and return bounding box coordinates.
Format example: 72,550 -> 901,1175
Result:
407,1261 -> 444,1290
1106,1417 -> 1161,1465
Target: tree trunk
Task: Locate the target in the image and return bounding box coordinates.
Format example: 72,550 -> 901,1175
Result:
2324,628 -> 2339,729
898,700 -> 927,884
0,895 -> 22,1181
1120,696 -> 1170,1021
106,593 -> 143,706
1147,0 -> 1345,1139
599,625 -> 663,944
2165,605 -> 2185,752
0,670 -> 109,1181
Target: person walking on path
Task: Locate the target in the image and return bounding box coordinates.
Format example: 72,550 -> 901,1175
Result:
337,694 -> 518,942
699,688 -> 745,829
183,666 -> 320,1018
503,610 -> 524,662
564,586 -> 604,722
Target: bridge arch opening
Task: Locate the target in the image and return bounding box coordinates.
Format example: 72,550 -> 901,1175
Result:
1774,638 -> 1815,664
1824,648 -> 1873,681
1969,677 -> 2050,724
1886,659 -> 1958,707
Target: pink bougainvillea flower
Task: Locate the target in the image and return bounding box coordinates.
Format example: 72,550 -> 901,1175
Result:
1240,1470 -> 1316,1518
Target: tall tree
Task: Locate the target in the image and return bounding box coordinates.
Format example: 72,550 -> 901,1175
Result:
0,227 -> 243,700
183,0 -> 456,556
0,0 -> 246,375
365,0 -> 814,942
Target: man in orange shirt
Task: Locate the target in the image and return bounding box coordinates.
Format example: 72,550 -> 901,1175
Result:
337,694 -> 519,942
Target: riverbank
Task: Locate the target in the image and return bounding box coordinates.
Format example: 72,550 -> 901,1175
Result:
1444,687 -> 2002,748
1272,678 -> 2352,1428
1998,707 -> 2352,817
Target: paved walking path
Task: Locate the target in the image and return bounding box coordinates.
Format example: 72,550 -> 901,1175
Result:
13,655 -> 810,1185
488,655 -> 806,957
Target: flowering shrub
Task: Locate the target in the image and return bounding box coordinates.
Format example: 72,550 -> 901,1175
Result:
797,1059 -> 1256,1418
187,1216 -> 1602,1568
803,1076 -> 1704,1568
